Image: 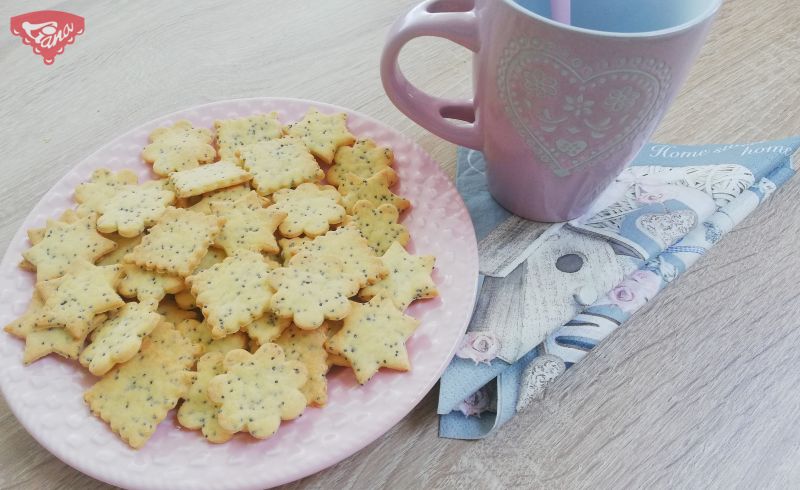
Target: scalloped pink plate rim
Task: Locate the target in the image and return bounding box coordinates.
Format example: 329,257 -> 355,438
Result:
0,98 -> 478,490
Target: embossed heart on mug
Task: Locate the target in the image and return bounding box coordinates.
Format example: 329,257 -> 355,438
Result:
498,39 -> 671,177
556,138 -> 587,157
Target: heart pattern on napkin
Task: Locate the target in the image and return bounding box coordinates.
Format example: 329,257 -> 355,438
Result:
497,38 -> 671,177
637,209 -> 698,248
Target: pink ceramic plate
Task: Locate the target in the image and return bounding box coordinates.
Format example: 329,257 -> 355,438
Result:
0,98 -> 478,489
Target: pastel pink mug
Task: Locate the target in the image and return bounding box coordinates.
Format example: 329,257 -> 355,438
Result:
381,0 -> 723,221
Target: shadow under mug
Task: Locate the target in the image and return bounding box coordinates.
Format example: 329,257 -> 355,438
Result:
381,0 -> 723,222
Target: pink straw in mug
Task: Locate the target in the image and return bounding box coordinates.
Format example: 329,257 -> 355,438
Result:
550,0 -> 571,24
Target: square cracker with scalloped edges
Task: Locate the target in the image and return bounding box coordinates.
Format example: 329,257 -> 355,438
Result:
169,161 -> 252,198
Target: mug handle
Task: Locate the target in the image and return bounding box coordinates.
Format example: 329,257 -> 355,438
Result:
380,0 -> 482,150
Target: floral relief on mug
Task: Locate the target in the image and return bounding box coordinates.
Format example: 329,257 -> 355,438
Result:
497,38 -> 672,177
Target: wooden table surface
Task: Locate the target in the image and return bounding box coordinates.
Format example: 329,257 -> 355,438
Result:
1,0 -> 799,488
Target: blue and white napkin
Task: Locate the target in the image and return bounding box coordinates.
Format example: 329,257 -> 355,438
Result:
438,137 -> 800,439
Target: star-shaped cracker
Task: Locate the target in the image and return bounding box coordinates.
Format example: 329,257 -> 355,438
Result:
338,168 -> 410,213
239,138 -> 324,196
177,352 -> 234,443
74,168 -> 139,217
83,322 -> 197,448
207,344 -> 308,439
269,183 -> 346,238
26,209 -> 80,245
117,263 -> 185,303
156,296 -> 199,325
358,242 -> 438,310
211,191 -> 286,255
327,139 -> 393,186
344,200 -> 410,255
285,108 -> 356,164
125,207 -> 223,276
23,213 -> 117,281
177,319 -> 248,357
325,295 -> 420,384
294,227 -> 387,287
215,112 -> 284,163
274,324 -> 329,406
242,311 -> 291,345
4,291 -> 101,364
21,209 -> 81,272
186,249 -> 274,338
268,252 -> 360,329
96,180 -> 176,237
142,120 -> 216,176
188,184 -> 258,215
79,301 -> 162,376
34,261 -> 124,338
169,161 -> 252,198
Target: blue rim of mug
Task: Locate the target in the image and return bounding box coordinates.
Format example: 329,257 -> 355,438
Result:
501,0 -> 724,38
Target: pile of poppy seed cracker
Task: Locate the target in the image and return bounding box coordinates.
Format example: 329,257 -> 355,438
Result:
4,108 -> 438,448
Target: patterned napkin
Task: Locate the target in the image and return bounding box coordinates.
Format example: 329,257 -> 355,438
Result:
438,137 -> 800,439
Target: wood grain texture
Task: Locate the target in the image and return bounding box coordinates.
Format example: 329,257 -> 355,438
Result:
1,0 -> 799,489
478,216 -> 555,277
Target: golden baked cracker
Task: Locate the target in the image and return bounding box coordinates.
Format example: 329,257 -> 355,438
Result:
22,209 -> 81,271
156,296 -> 199,325
117,263 -> 185,303
211,191 -> 286,255
74,169 -> 139,217
239,138 -> 324,196
177,319 -> 248,357
242,311 -> 291,345
34,261 -> 124,339
172,247 -> 227,309
327,139 -> 393,186
27,209 -> 80,245
207,344 -> 308,439
268,253 -> 360,329
177,352 -> 234,443
215,112 -> 284,163
79,301 -> 161,376
125,207 -> 223,276
96,180 -> 176,237
186,249 -> 274,338
142,120 -> 215,177
359,241 -> 438,310
323,320 -> 350,368
4,291 -> 100,364
274,324 -> 329,407
188,184 -> 258,215
269,183 -> 345,238
83,322 -> 196,449
97,234 -> 142,266
325,295 -> 420,384
169,161 -> 252,198
294,227 -> 387,287
277,236 -> 311,264
173,291 -> 196,310
338,168 -> 410,213
145,320 -> 202,369
23,213 -> 117,281
343,200 -> 410,255
285,108 -> 355,164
